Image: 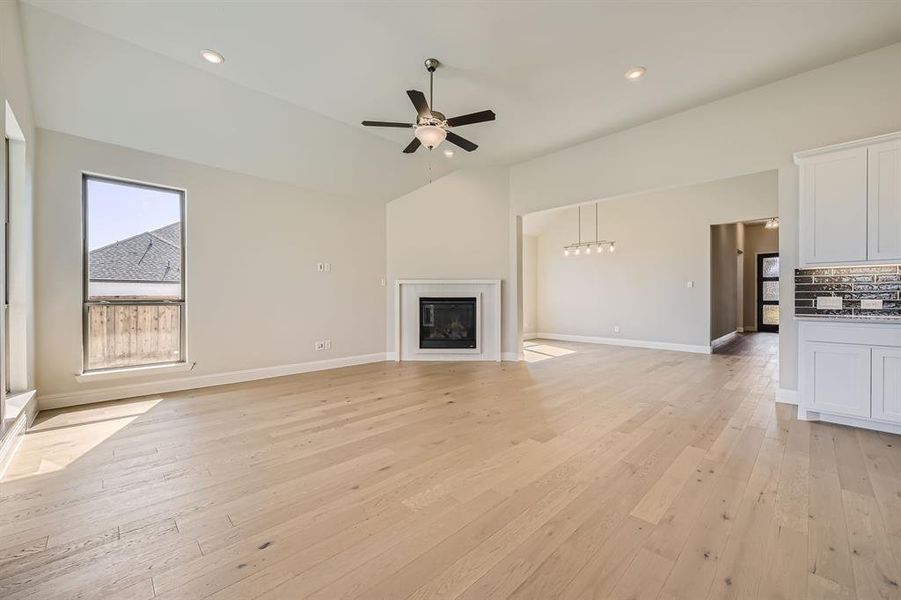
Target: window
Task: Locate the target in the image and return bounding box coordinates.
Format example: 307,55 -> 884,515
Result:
757,253 -> 779,333
83,175 -> 185,371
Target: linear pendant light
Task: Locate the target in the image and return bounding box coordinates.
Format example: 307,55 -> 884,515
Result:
563,203 -> 616,256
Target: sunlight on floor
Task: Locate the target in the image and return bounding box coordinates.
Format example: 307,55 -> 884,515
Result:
523,341 -> 577,363
2,397 -> 162,481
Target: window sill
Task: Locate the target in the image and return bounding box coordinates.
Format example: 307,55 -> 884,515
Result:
75,362 -> 194,383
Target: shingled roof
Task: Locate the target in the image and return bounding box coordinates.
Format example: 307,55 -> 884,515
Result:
89,223 -> 181,282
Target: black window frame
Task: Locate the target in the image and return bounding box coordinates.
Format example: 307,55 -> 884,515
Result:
757,252 -> 779,333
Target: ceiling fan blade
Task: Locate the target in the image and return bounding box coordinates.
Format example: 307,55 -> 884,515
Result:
402,138 -> 422,153
445,131 -> 478,152
361,120 -> 412,128
406,90 -> 430,118
446,109 -> 496,128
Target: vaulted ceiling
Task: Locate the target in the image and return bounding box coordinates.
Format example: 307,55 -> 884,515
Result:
20,1 -> 901,201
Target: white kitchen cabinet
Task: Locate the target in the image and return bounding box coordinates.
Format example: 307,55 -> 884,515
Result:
868,138 -> 901,261
798,320 -> 901,433
803,341 -> 871,418
872,347 -> 901,424
799,148 -> 868,265
796,131 -> 901,267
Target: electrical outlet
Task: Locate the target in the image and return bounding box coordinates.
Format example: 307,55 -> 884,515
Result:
861,298 -> 884,310
316,263 -> 325,272
686,281 -> 694,288
324,263 -> 331,272
817,296 -> 843,310
324,339 -> 331,350
314,340 -> 327,351
613,325 -> 621,334
380,278 -> 386,287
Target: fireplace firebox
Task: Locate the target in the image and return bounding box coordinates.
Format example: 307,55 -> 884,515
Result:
419,297 -> 477,349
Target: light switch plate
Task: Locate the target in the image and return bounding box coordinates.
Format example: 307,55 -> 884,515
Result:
861,299 -> 884,310
816,296 -> 843,310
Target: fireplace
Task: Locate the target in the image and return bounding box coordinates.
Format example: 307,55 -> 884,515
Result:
419,297 -> 477,349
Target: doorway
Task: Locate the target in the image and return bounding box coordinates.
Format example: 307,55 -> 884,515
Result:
757,252 -> 780,333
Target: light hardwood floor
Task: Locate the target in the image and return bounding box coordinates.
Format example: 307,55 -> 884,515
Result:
2,334 -> 900,599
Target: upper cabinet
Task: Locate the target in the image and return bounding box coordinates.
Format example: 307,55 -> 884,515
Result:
796,132 -> 901,267
868,139 -> 901,261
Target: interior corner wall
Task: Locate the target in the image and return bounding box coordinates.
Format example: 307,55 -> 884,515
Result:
522,235 -> 538,336
510,43 -> 901,392
0,0 -> 37,410
531,172 -> 776,349
742,223 -> 779,331
34,129 -> 387,407
385,167 -> 517,357
710,223 -> 739,341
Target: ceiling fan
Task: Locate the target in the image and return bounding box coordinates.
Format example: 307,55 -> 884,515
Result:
362,58 -> 496,153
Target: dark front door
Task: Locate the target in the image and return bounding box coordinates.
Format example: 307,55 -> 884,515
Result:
757,252 -> 779,333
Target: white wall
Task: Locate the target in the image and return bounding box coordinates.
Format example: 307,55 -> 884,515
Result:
0,0 -> 37,420
521,235 -> 537,336
35,130 -> 387,406
385,167 -> 519,357
511,42 -> 901,392
528,172 -> 777,349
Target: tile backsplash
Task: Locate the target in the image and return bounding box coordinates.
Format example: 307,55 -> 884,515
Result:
795,265 -> 901,318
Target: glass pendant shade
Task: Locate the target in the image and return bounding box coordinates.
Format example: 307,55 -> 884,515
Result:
415,125 -> 447,149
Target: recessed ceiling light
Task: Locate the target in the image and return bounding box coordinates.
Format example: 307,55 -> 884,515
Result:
624,66 -> 646,81
201,50 -> 225,64
443,149 -> 455,158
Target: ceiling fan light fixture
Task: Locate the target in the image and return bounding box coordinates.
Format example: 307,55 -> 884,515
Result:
443,148 -> 455,158
415,125 -> 447,150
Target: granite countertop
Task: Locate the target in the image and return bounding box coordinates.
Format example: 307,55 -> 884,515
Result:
794,314 -> 901,324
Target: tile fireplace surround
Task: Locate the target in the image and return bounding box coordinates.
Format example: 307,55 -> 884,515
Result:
394,279 -> 502,361
795,264 -> 901,319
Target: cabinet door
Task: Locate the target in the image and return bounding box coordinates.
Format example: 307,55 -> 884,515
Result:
867,139 -> 901,261
803,342 -> 871,418
872,347 -> 901,424
800,148 -> 868,265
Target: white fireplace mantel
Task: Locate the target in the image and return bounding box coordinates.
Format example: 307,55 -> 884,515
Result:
394,279 -> 502,362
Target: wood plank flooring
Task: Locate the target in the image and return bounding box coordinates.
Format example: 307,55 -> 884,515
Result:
1,333 -> 900,599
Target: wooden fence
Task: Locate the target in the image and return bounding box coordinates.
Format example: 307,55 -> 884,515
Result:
86,303 -> 181,370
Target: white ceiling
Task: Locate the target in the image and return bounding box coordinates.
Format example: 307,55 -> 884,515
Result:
20,1 -> 901,201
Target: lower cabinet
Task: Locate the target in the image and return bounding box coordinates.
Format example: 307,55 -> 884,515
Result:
804,342 -> 871,418
872,347 -> 901,423
799,321 -> 901,431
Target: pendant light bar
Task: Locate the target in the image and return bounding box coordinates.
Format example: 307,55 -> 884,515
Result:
563,202 -> 616,256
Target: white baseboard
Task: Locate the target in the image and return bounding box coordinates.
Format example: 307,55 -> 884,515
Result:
799,408 -> 901,435
0,390 -> 38,479
710,331 -> 737,350
776,388 -> 799,406
534,332 -> 711,355
736,326 -> 744,333
38,353 -> 388,411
